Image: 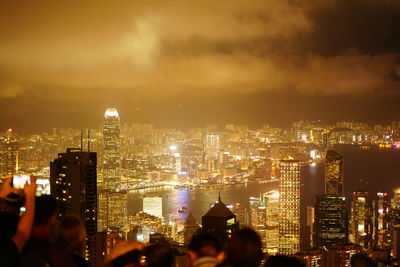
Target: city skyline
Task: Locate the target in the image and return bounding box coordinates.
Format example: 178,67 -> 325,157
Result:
1,1 -> 400,265
1,1 -> 400,133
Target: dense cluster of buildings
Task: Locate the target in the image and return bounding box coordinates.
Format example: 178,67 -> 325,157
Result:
1,109 -> 400,266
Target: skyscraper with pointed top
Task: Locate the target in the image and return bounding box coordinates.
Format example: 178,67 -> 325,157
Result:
103,108 -> 121,190
202,194 -> 239,243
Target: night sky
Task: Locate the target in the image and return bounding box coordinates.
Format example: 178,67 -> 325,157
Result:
1,0 -> 400,133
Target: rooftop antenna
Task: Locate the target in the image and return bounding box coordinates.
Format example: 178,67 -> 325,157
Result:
87,129 -> 90,152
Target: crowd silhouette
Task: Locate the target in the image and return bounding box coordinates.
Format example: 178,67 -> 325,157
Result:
0,176 -> 377,267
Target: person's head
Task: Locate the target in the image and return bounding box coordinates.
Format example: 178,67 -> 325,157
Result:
188,231 -> 223,263
57,214 -> 86,256
351,253 -> 377,267
264,255 -> 305,267
144,244 -> 175,267
226,228 -> 263,267
31,195 -> 57,239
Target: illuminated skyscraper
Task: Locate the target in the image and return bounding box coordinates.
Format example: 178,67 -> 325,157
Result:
98,190 -> 128,231
372,192 -> 390,250
350,191 -> 371,248
0,129 -> 19,176
278,160 -> 301,255
325,150 -> 343,197
249,195 -> 267,250
103,108 -> 121,191
107,191 -> 128,228
264,190 -> 279,254
143,193 -> 163,218
204,134 -> 220,159
50,148 -> 101,266
313,195 -> 347,247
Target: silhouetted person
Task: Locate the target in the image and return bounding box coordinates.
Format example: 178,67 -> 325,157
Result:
188,231 -> 224,267
144,243 -> 175,267
0,176 -> 37,267
104,241 -> 146,267
218,228 -> 263,267
55,215 -> 88,267
264,255 -> 305,267
18,195 -> 76,267
351,253 -> 377,267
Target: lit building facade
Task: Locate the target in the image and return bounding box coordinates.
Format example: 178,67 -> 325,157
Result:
325,150 -> 343,197
278,160 -> 301,255
350,191 -> 371,248
103,108 -> 121,191
372,192 -> 390,250
204,134 -> 220,160
108,191 -> 128,229
0,129 -> 19,176
265,190 -> 279,254
143,193 -> 163,219
50,148 -> 100,266
313,195 -> 347,247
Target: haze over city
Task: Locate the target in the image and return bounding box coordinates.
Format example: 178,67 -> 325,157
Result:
1,0 -> 400,133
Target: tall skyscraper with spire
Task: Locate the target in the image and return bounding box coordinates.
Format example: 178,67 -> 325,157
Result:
103,108 -> 121,191
325,150 -> 343,197
99,108 -> 127,233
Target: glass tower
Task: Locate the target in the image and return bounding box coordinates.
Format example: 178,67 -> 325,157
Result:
313,195 -> 347,247
103,108 -> 121,191
325,150 -> 343,197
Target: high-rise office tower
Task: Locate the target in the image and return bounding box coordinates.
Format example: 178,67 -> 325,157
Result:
204,134 -> 220,160
107,191 -> 128,228
325,150 -> 343,197
278,160 -> 301,255
265,190 -> 279,254
0,129 -> 19,176
249,195 -> 267,250
350,191 -> 371,248
50,148 -> 101,266
103,108 -> 121,191
313,195 -> 347,247
372,192 -> 390,250
98,189 -> 128,232
313,151 -> 347,248
143,193 -> 163,218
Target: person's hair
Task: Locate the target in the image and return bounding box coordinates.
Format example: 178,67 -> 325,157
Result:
56,214 -> 86,256
34,195 -> 57,226
226,228 -> 263,267
111,249 -> 142,267
264,255 -> 305,267
351,253 -> 377,267
144,244 -> 175,267
188,231 -> 222,258
0,212 -> 19,241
